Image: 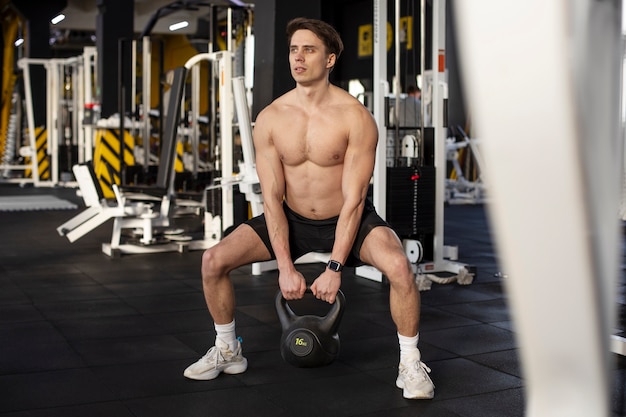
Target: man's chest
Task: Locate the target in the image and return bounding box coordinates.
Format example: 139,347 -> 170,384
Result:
273,114 -> 348,167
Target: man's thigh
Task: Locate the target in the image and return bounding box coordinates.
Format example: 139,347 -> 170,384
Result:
212,223 -> 273,269
358,226 -> 407,275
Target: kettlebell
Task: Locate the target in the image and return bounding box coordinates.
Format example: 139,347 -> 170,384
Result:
275,288 -> 346,368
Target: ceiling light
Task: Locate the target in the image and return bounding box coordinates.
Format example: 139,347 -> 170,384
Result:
169,21 -> 189,31
51,14 -> 65,25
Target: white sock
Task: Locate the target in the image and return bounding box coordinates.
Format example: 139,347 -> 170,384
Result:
215,320 -> 237,351
398,332 -> 420,364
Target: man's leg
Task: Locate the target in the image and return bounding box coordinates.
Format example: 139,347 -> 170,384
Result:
359,226 -> 434,399
358,226 -> 419,336
201,223 -> 271,324
184,223 -> 271,380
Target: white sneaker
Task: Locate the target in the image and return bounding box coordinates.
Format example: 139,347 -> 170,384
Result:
396,355 -> 435,399
184,338 -> 248,380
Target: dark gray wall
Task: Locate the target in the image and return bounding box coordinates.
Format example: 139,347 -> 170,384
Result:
251,0 -> 323,118
96,0 -> 134,118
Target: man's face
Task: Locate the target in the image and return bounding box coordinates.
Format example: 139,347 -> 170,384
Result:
289,29 -> 335,84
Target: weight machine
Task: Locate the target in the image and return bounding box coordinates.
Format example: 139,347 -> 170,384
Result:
128,5 -> 254,187
58,51 -> 240,256
8,47 -> 97,186
445,126 -> 487,204
356,0 -> 474,288
56,3 -> 256,256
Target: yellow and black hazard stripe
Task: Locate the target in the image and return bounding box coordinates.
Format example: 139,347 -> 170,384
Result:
92,128 -> 135,198
175,140 -> 184,172
24,127 -> 50,180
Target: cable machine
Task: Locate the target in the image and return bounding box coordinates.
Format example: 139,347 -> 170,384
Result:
356,0 -> 473,287
13,47 -> 97,187
124,3 -> 254,214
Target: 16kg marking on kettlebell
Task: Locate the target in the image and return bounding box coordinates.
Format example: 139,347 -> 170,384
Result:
294,337 -> 308,346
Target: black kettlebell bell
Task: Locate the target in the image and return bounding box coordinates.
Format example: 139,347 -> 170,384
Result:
275,288 -> 346,368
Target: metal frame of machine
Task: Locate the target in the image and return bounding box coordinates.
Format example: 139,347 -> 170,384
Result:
356,0 -> 473,287
10,47 -> 97,186
57,51 -> 238,256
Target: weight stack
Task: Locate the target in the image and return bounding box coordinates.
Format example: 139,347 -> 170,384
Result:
385,166 -> 436,261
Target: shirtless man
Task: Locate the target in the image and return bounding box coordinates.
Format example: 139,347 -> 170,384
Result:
184,17 -> 434,400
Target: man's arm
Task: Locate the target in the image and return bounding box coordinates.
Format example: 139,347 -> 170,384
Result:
333,106 -> 378,264
311,104 -> 378,302
253,108 -> 307,298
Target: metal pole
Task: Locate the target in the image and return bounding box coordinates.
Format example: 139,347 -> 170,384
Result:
76,56 -> 84,164
18,59 -> 39,184
131,39 -> 137,141
191,64 -> 200,177
50,61 -> 59,185
219,51 -> 234,229
73,60 -> 82,166
183,52 -> 235,228
142,36 -> 151,170
420,0 -> 426,164
394,0 -> 401,162
83,47 -> 96,162
118,39 -> 126,185
227,8 -> 233,52
432,0 -> 445,268
373,0 -> 388,219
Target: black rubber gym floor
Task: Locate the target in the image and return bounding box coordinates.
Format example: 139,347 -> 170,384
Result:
0,184 -> 624,416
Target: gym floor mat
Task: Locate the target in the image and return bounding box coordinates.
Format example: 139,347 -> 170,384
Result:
0,195 -> 78,211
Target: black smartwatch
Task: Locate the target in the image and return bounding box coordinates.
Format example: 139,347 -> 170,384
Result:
327,259 -> 344,272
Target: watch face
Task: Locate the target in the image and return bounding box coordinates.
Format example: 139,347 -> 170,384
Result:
328,260 -> 342,271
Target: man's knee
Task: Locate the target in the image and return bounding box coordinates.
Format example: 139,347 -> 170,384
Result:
201,246 -> 229,280
385,254 -> 415,287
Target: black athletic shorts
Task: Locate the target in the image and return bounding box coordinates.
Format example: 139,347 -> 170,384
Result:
244,198 -> 390,267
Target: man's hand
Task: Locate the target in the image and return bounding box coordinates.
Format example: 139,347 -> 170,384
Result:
278,268 -> 307,300
310,270 -> 342,303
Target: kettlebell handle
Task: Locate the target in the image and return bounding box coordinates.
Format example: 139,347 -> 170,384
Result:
322,289 -> 346,335
275,288 -> 346,335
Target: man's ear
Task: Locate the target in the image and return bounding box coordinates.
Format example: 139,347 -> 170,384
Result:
326,53 -> 336,69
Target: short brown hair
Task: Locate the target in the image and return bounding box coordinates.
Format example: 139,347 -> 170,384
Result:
286,17 -> 344,62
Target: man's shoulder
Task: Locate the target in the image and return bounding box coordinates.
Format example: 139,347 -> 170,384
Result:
330,88 -> 372,119
262,91 -> 295,112
330,86 -> 370,111
255,93 -> 296,127
330,84 -> 358,102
